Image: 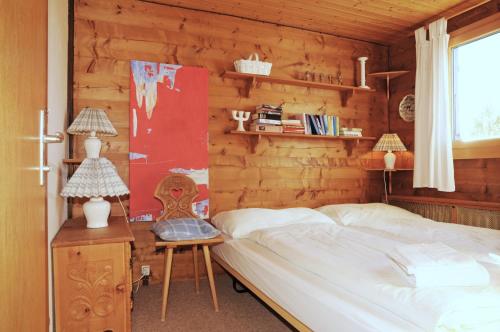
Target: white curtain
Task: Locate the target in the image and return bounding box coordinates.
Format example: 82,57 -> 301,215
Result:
413,18 -> 455,192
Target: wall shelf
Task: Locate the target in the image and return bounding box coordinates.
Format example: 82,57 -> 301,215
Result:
364,168 -> 413,171
228,130 -> 376,153
222,71 -> 376,102
367,70 -> 409,100
367,71 -> 409,79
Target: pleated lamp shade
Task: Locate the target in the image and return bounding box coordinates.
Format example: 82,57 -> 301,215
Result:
67,107 -> 118,136
373,133 -> 407,152
372,133 -> 407,170
61,158 -> 129,198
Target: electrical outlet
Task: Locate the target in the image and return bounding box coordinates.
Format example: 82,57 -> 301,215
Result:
141,265 -> 151,276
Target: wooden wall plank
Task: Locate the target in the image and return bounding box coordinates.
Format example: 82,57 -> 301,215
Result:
73,0 -> 388,281
147,0 -> 470,44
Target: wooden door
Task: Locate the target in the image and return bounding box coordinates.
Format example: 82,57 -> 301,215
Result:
0,1 -> 49,331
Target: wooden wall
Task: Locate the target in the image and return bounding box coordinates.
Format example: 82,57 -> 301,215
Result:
389,0 -> 500,203
73,0 -> 388,281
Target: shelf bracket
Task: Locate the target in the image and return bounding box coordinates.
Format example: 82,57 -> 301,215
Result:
249,134 -> 261,153
344,139 -> 361,156
345,141 -> 354,156
340,91 -> 352,107
245,77 -> 257,98
385,75 -> 390,100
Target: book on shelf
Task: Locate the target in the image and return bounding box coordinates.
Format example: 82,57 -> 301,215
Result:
282,124 -> 305,129
256,104 -> 283,112
282,124 -> 305,134
252,118 -> 282,125
340,127 -> 362,132
281,119 -> 302,126
252,113 -> 282,121
339,127 -> 363,137
256,109 -> 282,116
247,111 -> 361,137
295,113 -> 342,136
327,116 -> 334,136
250,124 -> 283,133
339,132 -> 363,137
309,115 -> 321,135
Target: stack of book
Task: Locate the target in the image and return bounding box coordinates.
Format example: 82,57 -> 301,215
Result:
281,119 -> 305,134
295,114 -> 342,136
339,127 -> 363,137
250,104 -> 283,133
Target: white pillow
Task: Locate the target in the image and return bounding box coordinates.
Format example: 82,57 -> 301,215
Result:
212,207 -> 334,238
316,203 -> 422,226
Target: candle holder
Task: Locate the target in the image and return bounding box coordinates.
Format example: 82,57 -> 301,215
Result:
232,110 -> 251,132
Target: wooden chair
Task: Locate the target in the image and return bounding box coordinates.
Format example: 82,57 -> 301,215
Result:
153,173 -> 223,321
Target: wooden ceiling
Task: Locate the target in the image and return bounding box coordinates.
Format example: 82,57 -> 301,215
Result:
144,0 -> 488,44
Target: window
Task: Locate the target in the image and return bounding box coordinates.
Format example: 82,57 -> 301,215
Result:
452,32 -> 500,142
449,14 -> 500,159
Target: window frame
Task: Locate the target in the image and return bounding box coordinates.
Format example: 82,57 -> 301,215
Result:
449,13 -> 500,159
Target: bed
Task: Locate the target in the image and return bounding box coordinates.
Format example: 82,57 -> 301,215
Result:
210,203 -> 500,332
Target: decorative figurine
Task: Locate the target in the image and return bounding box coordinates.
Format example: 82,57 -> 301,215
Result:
357,57 -> 369,89
305,71 -> 312,81
336,64 -> 343,85
328,74 -> 334,84
232,110 -> 250,132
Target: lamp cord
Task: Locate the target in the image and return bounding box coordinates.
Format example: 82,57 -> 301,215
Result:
118,196 -> 129,223
383,170 -> 388,204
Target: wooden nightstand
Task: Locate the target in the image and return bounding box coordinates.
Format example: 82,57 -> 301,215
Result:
52,217 -> 135,332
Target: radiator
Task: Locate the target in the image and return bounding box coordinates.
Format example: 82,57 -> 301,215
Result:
389,198 -> 500,230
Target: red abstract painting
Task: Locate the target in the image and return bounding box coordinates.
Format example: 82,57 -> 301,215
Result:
129,61 -> 208,221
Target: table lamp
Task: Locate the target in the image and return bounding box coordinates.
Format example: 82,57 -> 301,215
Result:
373,133 -> 407,170
61,158 -> 129,228
67,107 -> 117,158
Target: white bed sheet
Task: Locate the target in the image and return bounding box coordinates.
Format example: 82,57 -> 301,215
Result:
214,217 -> 500,332
247,223 -> 500,332
213,236 -> 423,332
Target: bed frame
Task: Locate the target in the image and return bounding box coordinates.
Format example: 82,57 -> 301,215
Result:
211,252 -> 312,332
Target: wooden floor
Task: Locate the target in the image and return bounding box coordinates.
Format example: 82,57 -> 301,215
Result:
132,273 -> 294,331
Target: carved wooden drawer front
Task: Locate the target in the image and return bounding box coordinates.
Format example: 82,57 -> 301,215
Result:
52,217 -> 134,332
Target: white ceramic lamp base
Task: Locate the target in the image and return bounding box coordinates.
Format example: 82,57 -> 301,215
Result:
84,133 -> 102,158
384,150 -> 396,170
83,197 -> 111,228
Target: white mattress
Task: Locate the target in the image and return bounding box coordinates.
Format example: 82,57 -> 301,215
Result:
212,236 -> 422,332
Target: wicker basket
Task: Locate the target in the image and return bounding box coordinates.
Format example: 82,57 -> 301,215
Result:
234,53 -> 272,76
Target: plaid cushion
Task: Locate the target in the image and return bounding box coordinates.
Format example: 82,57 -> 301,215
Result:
151,218 -> 220,241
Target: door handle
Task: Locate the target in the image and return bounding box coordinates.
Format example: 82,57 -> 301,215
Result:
39,109 -> 64,186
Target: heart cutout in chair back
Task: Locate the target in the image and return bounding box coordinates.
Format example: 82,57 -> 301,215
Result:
170,188 -> 184,200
